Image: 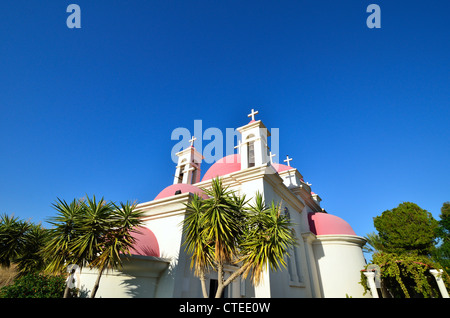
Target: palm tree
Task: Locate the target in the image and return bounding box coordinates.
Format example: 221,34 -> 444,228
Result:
238,194 -> 297,286
363,232 -> 385,255
182,178 -> 296,298
44,195 -> 144,298
182,194 -> 214,298
15,223 -> 49,277
44,198 -> 84,275
0,214 -> 31,268
84,199 -> 144,298
0,214 -> 49,281
0,214 -> 49,277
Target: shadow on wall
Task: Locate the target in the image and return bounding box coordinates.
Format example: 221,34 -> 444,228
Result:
120,256 -> 176,298
76,255 -> 172,298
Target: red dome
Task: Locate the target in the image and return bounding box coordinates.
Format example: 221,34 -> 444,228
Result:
154,183 -> 208,200
308,212 -> 356,236
202,154 -> 242,181
129,227 -> 160,257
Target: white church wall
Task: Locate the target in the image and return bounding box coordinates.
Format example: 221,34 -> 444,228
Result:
137,195 -> 200,297
78,256 -> 170,298
312,235 -> 369,298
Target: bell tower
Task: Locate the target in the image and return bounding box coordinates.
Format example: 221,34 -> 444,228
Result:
173,136 -> 203,184
236,109 -> 271,170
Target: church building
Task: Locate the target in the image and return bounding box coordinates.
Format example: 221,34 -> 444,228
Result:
77,110 -> 369,298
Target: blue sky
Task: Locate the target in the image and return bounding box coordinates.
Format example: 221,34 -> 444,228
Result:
0,1 -> 449,242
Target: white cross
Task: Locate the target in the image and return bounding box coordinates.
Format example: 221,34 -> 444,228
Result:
189,136 -> 197,147
269,152 -> 276,163
247,109 -> 259,121
284,155 -> 293,166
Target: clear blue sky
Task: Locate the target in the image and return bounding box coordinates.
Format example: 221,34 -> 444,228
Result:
0,1 -> 449,241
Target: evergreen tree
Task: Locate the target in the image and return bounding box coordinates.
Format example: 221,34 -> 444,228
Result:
373,202 -> 438,255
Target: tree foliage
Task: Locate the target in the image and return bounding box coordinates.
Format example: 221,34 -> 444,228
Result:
432,201 -> 450,274
1,195 -> 143,298
0,214 -> 48,277
0,273 -> 66,298
373,202 -> 438,255
43,195 -> 144,298
361,252 -> 449,298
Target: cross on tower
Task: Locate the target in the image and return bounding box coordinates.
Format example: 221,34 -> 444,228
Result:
269,152 -> 276,163
284,155 -> 293,166
247,109 -> 259,121
189,136 -> 197,147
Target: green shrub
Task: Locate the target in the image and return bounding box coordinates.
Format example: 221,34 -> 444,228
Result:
0,273 -> 66,298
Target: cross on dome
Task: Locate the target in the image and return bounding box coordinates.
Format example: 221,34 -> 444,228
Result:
247,109 -> 259,121
284,155 -> 293,166
189,136 -> 197,147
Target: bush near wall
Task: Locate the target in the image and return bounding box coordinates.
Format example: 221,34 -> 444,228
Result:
0,273 -> 66,298
361,252 -> 450,298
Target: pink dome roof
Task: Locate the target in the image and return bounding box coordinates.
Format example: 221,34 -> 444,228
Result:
308,212 -> 356,236
129,227 -> 160,257
202,154 -> 242,181
154,183 -> 208,200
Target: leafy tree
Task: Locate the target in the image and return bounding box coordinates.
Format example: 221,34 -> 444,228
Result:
361,252 -> 449,298
373,202 -> 439,255
44,195 -> 144,298
182,178 -> 296,298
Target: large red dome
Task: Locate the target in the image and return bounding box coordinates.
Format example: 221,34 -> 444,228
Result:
201,154 -> 242,181
308,212 -> 357,236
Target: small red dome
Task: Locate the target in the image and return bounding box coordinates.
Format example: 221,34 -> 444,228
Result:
154,183 -> 208,200
129,227 -> 160,257
308,212 -> 356,236
202,154 -> 242,181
